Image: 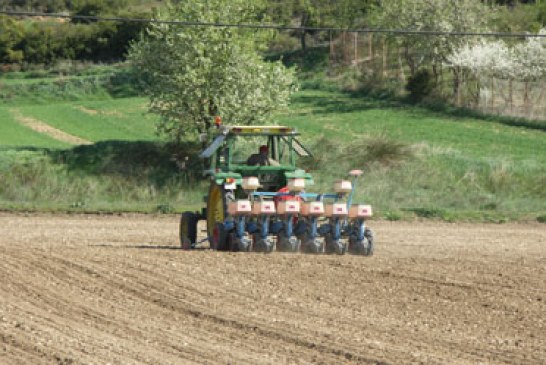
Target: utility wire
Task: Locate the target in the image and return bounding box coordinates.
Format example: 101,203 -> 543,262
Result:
1,10 -> 546,38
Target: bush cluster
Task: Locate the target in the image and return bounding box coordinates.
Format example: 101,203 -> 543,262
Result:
0,10 -> 146,65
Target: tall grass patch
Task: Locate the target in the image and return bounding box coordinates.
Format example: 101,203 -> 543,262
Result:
0,145 -> 204,213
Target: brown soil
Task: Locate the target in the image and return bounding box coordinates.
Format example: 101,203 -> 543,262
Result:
1,214 -> 544,364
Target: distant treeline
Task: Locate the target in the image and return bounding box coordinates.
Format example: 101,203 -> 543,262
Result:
0,0 -> 136,14
1,0 -> 545,67
0,14 -> 146,66
0,0 -> 149,66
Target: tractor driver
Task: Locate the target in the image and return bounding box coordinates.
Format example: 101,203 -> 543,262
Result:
247,145 -> 279,166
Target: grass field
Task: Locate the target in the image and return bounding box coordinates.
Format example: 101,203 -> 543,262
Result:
0,81 -> 544,221
0,107 -> 71,149
280,90 -> 545,221
16,98 -> 159,143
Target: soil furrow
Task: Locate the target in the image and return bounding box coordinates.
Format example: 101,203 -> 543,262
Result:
0,214 -> 544,364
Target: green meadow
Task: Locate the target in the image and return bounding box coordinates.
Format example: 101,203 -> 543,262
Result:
0,74 -> 544,221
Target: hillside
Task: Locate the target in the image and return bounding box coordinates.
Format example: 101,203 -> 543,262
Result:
0,79 -> 544,221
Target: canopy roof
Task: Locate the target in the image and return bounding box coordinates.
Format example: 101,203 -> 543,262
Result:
215,125 -> 299,136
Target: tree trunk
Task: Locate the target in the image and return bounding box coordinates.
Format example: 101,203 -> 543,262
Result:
300,31 -> 307,51
404,46 -> 415,77
453,67 -> 461,107
300,13 -> 309,52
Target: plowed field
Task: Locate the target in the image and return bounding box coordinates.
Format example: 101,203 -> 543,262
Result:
1,214 -> 545,364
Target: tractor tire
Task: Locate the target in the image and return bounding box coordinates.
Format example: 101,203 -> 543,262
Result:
364,228 -> 374,256
324,235 -> 347,255
301,237 -> 323,254
229,233 -> 252,252
253,235 -> 274,253
349,228 -> 374,256
206,182 -> 227,248
211,222 -> 229,251
277,235 -> 300,253
179,211 -> 198,250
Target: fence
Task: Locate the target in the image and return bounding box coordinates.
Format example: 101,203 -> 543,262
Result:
281,30 -> 546,122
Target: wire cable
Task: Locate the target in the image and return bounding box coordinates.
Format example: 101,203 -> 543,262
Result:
1,10 -> 546,38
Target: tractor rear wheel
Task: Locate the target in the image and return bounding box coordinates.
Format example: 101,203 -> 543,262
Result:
211,222 -> 228,251
179,212 -> 198,250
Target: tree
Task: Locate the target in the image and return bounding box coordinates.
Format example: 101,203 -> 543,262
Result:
0,15 -> 25,63
267,0 -> 374,51
128,0 -> 297,141
448,29 -> 546,108
371,0 -> 490,77
448,29 -> 546,81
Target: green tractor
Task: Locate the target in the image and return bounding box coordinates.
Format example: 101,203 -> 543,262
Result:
179,124 -> 374,255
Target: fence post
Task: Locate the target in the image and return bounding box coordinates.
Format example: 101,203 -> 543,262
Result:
456,70 -> 462,107
342,31 -> 347,65
524,81 -> 530,117
368,33 -> 373,61
354,32 -> 358,67
509,79 -> 513,113
490,78 -> 495,113
382,37 -> 388,78
329,30 -> 334,67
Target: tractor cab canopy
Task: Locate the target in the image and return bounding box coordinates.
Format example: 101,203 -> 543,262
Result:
199,125 -> 313,189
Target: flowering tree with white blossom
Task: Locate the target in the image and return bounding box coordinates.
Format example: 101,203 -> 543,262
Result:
448,30 -> 546,108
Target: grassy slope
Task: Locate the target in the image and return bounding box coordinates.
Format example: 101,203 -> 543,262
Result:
0,88 -> 544,220
0,108 -> 70,149
18,98 -> 159,142
278,90 -> 545,221
284,91 -> 545,164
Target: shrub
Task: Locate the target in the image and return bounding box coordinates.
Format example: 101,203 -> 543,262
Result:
406,69 -> 434,102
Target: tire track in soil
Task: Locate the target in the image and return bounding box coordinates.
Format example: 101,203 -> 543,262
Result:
2,248 -> 351,364
1,214 -> 545,364
1,250 -> 241,364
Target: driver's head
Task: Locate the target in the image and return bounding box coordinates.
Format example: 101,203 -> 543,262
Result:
259,145 -> 268,156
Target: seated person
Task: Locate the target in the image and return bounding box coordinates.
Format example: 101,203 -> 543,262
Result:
247,145 -> 279,166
